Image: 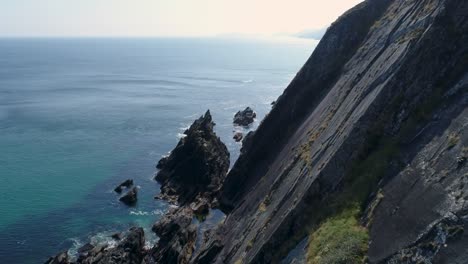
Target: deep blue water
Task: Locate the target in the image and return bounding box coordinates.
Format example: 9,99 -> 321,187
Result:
0,37 -> 315,263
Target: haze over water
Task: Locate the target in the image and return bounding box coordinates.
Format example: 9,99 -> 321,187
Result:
0,37 -> 314,263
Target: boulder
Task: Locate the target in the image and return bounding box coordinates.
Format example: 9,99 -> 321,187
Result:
233,107 -> 256,126
155,110 -> 230,205
119,187 -> 138,206
114,179 -> 133,193
233,132 -> 243,142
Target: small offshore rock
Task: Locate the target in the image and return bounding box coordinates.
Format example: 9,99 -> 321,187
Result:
233,107 -> 257,126
114,179 -> 133,193
233,132 -> 243,142
119,187 -> 138,206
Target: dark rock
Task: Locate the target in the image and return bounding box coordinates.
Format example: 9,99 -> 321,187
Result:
190,197 -> 210,216
111,233 -> 122,240
156,156 -> 168,169
45,252 -> 70,264
119,187 -> 137,206
77,243 -> 94,254
155,110 -> 230,205
233,107 -> 256,126
240,131 -> 255,155
147,207 -> 197,264
197,0 -> 468,263
233,132 -> 243,142
47,228 -> 145,264
114,179 -> 133,193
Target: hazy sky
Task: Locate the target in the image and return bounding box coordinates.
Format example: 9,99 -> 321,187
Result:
1,0 -> 363,37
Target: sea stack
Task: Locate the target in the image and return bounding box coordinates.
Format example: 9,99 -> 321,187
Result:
155,110 -> 230,205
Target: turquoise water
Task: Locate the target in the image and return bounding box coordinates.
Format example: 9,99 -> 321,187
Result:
0,37 -> 315,263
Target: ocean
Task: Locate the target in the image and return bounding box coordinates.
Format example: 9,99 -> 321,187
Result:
0,37 -> 315,263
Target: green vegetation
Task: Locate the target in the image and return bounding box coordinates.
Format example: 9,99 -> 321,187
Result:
447,133 -> 460,149
305,138 -> 398,263
307,206 -> 368,264
288,60 -> 462,263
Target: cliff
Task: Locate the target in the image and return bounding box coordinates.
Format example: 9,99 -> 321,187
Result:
46,0 -> 468,263
196,0 -> 468,263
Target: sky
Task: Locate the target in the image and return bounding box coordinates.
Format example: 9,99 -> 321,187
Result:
0,0 -> 363,37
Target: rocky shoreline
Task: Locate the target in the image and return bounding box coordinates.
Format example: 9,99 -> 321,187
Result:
47,110 -> 230,264
46,0 -> 468,263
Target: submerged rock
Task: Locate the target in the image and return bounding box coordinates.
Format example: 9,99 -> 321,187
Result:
114,179 -> 133,193
155,110 -> 230,205
233,107 -> 256,126
119,187 -> 138,206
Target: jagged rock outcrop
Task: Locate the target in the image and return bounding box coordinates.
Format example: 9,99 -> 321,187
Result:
119,187 -> 138,206
155,110 -> 230,205
45,228 -> 146,264
114,179 -> 133,193
233,107 -> 256,126
145,207 -> 197,264
193,0 -> 468,263
144,111 -> 229,263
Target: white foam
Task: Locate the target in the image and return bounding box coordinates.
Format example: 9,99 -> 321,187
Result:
129,209 -> 165,216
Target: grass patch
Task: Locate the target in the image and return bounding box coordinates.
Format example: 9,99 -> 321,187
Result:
307,206 -> 368,264
447,133 -> 460,149
305,139 -> 398,264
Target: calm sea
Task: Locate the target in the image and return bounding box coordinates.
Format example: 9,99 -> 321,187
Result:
0,37 -> 315,263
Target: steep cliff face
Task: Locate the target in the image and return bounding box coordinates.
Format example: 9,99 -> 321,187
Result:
196,0 -> 468,263
45,0 -> 467,263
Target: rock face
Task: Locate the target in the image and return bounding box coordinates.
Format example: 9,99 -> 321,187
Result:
119,187 -> 138,206
146,207 -> 197,264
155,110 -> 230,205
47,0 -> 468,263
114,179 -> 133,193
233,107 -> 256,126
46,228 -> 145,264
193,0 -> 468,263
